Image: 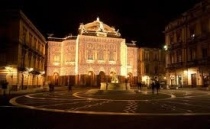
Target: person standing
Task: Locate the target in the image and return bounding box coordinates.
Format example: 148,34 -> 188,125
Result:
68,83 -> 72,92
151,80 -> 155,94
155,80 -> 160,94
48,82 -> 54,92
125,78 -> 128,90
1,80 -> 8,96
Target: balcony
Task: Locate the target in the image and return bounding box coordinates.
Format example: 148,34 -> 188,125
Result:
167,62 -> 184,69
197,32 -> 210,41
168,41 -> 182,50
186,60 -> 198,67
197,58 -> 210,65
186,33 -> 210,45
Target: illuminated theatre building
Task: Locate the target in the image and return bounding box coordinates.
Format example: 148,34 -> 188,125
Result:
47,18 -> 138,87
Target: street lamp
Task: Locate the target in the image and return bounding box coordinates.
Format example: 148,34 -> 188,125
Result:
163,45 -> 168,51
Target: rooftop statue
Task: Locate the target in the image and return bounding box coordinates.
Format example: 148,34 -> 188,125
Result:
78,17 -> 121,37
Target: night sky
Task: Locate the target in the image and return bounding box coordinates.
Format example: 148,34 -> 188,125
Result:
1,0 -> 201,47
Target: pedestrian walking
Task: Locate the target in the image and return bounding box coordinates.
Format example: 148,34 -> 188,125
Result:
125,78 -> 128,90
137,81 -> 142,91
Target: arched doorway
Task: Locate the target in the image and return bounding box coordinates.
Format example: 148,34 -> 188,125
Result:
53,72 -> 59,86
86,71 -> 94,86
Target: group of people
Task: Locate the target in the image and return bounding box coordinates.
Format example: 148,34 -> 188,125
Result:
48,79 -> 161,94
137,77 -> 160,94
48,82 -> 72,92
151,78 -> 160,94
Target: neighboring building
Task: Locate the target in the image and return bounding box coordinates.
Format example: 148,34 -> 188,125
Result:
138,47 -> 166,87
0,10 -> 46,91
46,17 -> 138,87
127,41 -> 138,85
164,0 -> 210,87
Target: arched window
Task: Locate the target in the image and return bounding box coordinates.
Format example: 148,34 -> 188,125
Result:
109,51 -> 115,61
98,51 -> 104,60
88,50 -> 93,60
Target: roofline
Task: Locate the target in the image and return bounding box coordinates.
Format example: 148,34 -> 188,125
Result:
19,10 -> 46,43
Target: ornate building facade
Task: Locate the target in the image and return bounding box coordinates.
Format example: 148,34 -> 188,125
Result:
0,10 -> 46,91
164,0 -> 210,88
47,18 -> 138,87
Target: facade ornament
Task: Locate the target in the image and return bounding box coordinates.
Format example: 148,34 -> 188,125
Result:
79,23 -> 87,34
96,17 -> 100,22
96,17 -> 104,32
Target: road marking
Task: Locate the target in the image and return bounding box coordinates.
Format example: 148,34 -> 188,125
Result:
0,105 -> 17,108
8,99 -> 210,116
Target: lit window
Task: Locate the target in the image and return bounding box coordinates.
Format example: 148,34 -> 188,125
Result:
53,55 -> 60,65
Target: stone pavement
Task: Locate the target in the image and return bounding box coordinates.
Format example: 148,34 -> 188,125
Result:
1,86 -> 210,129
